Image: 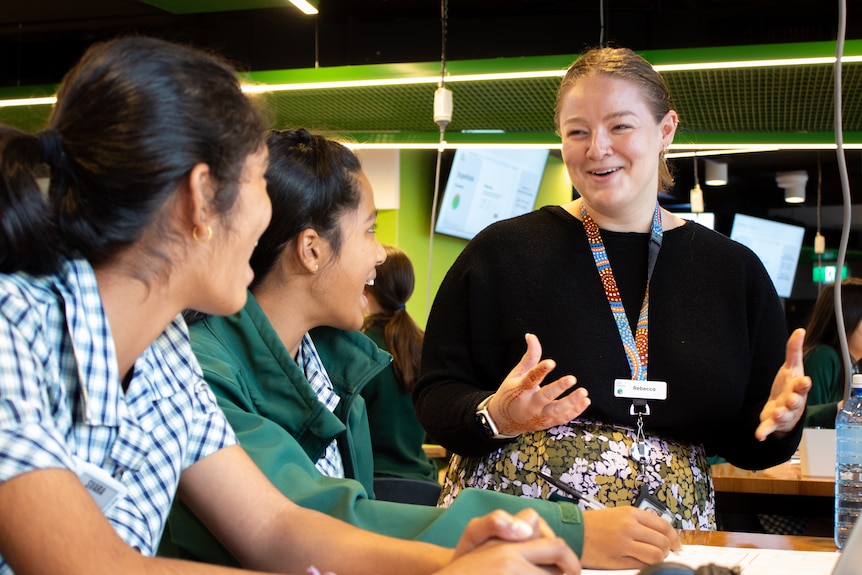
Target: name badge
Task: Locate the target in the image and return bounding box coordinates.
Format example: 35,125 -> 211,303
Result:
76,459 -> 126,512
614,379 -> 667,401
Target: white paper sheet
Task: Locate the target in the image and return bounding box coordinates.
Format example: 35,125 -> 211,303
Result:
582,544 -> 841,575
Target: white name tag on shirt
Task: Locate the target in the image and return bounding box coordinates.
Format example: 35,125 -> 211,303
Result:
614,379 -> 667,401
77,459 -> 126,512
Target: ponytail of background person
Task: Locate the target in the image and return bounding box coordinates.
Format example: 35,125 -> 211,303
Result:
0,127 -> 62,275
363,244 -> 424,394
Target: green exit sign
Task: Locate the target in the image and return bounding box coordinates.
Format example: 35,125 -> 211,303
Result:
812,264 -> 848,283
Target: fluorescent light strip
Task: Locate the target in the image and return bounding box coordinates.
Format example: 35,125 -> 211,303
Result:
288,0 -> 318,15
654,54 -> 862,72
241,69 -> 563,93
0,96 -> 57,108
243,55 -> 862,94
242,76 -> 440,93
670,143 -> 862,151
345,142 -> 563,150
665,148 -> 780,159
4,54 -> 862,105
345,142 -> 862,151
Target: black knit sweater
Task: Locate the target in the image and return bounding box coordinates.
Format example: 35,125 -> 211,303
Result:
414,206 -> 803,469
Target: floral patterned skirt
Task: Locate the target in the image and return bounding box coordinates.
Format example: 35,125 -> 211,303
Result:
438,419 -> 716,530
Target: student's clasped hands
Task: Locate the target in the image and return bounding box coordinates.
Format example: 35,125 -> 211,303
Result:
444,509 -> 580,575
308,509 -> 581,575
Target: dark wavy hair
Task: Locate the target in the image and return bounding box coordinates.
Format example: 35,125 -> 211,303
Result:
362,245 -> 424,394
248,128 -> 363,288
0,35 -> 265,276
804,278 -> 862,385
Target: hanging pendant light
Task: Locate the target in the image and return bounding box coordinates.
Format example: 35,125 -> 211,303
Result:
777,170 -> 808,203
704,159 -> 728,186
690,157 -> 704,213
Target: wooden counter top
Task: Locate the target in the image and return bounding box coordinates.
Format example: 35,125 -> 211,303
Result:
680,529 -> 837,552
711,461 -> 834,497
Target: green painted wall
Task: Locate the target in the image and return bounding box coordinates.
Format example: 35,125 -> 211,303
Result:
375,150 -> 571,329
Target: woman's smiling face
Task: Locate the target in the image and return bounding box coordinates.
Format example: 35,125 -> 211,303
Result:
558,74 -> 677,226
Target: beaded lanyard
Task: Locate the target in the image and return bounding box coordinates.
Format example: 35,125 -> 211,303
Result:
580,201 -> 663,483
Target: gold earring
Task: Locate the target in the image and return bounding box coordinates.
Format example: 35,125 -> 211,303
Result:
192,225 -> 212,243
314,264 -> 319,272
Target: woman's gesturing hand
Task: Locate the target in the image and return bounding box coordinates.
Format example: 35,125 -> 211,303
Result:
756,328 -> 812,441
489,333 -> 591,437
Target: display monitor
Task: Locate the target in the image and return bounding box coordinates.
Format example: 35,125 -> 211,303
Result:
434,148 -> 549,241
729,213 -> 805,298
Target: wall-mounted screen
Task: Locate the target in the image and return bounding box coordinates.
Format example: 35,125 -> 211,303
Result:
729,213 -> 805,298
434,148 -> 549,241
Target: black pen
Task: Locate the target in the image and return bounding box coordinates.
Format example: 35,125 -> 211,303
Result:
532,469 -> 606,510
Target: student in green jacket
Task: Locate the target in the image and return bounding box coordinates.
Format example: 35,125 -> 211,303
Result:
362,244 -> 439,483
802,278 -> 862,427
166,128 -> 680,570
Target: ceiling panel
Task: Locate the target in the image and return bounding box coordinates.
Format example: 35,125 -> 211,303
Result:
138,0 -> 289,14
4,41 -> 862,145
238,42 -> 862,147
1,1 -> 861,231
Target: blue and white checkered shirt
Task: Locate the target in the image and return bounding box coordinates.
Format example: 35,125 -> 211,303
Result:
0,259 -> 237,571
297,333 -> 344,478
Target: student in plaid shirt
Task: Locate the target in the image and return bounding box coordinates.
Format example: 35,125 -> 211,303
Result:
0,36 -> 578,575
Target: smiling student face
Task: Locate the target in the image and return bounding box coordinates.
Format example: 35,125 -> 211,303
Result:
317,171 -> 386,331
558,74 -> 676,226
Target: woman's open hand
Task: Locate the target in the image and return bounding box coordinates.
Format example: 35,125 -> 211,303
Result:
489,333 -> 590,437
755,328 -> 812,441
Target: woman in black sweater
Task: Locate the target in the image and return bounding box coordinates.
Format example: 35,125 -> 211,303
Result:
415,46 -> 810,533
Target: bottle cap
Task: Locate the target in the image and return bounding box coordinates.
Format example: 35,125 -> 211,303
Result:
853,373 -> 862,388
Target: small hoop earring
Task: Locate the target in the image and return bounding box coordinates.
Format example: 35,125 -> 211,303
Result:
193,225 -> 212,243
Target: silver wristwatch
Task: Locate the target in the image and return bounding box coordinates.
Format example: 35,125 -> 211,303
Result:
475,395 -> 518,439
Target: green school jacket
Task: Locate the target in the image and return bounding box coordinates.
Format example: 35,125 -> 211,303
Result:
360,322 -> 439,482
162,292 -> 584,565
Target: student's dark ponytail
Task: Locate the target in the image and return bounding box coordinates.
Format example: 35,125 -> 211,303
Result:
0,36 -> 265,278
0,127 -> 60,275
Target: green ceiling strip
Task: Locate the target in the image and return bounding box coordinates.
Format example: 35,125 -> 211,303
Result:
3,41 -> 862,146
244,62 -> 444,85
641,39 -> 862,66
242,54 -> 579,86
331,131 -> 563,146
138,0 -> 288,15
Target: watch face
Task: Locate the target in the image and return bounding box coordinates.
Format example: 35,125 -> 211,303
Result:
476,410 -> 495,437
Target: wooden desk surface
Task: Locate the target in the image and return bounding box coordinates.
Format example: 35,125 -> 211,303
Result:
680,530 -> 837,552
711,461 -> 834,497
422,443 -> 448,460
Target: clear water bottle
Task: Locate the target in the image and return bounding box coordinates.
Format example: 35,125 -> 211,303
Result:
835,373 -> 862,549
